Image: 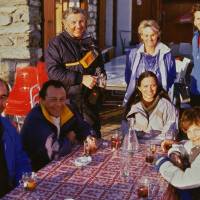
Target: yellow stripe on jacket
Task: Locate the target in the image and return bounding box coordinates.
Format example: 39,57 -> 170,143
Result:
40,104 -> 74,126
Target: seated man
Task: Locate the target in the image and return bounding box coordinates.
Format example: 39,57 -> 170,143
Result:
21,80 -> 94,171
0,78 -> 31,198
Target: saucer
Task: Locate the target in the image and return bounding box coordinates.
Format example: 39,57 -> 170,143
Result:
74,156 -> 92,167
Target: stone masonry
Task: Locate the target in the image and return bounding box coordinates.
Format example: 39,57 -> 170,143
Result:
0,0 -> 42,83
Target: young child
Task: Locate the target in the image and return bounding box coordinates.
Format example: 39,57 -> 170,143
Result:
156,107 -> 200,200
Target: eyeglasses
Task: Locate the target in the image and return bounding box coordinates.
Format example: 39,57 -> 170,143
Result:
45,97 -> 66,103
0,94 -> 8,101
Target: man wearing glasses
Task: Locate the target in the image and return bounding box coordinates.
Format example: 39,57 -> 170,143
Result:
21,80 -> 94,171
0,78 -> 31,198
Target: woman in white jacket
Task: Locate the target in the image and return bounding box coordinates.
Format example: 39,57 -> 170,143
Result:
125,71 -> 178,144
156,107 -> 200,200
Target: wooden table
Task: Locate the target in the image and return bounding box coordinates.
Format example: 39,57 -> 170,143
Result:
3,141 -> 168,200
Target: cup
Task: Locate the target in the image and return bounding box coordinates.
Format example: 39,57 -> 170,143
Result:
83,140 -> 90,156
145,145 -> 155,164
150,143 -> 156,154
164,130 -> 176,151
137,177 -> 149,198
111,132 -> 122,151
145,152 -> 154,164
20,172 -> 37,191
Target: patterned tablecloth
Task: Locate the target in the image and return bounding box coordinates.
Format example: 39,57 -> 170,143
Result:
3,141 -> 168,200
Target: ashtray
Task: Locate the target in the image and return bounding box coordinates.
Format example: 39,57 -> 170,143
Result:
74,156 -> 92,167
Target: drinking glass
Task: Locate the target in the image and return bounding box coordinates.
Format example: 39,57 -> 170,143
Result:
165,130 -> 176,151
137,177 -> 149,199
145,144 -> 156,164
111,131 -> 122,151
83,140 -> 90,156
19,172 -> 37,191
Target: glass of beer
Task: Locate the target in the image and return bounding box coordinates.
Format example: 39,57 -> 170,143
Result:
137,177 -> 149,198
111,132 -> 122,151
145,143 -> 155,164
20,172 -> 37,191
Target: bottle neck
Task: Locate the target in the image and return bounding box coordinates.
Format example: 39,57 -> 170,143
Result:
128,118 -> 135,129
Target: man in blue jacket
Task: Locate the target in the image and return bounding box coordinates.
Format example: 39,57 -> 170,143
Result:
21,80 -> 94,171
0,78 -> 31,198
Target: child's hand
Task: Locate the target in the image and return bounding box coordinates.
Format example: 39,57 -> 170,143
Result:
161,139 -> 176,153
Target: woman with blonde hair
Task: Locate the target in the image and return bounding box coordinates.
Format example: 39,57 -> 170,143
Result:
124,20 -> 176,105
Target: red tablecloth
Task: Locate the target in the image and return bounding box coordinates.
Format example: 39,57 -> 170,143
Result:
3,141 -> 168,200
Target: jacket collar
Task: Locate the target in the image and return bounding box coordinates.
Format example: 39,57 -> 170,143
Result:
137,42 -> 171,55
40,104 -> 74,126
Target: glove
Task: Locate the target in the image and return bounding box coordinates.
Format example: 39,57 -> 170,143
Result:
154,156 -> 170,172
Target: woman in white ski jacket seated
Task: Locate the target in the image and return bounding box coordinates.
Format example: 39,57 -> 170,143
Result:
124,71 -> 178,144
156,107 -> 200,200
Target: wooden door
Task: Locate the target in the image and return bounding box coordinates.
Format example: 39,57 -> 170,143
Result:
43,0 -> 71,50
161,0 -> 195,43
131,0 -> 161,44
43,0 -> 56,50
97,0 -> 117,49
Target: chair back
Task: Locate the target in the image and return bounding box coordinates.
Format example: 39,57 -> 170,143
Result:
37,61 -> 49,87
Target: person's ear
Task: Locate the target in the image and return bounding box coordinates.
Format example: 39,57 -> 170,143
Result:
62,19 -> 68,30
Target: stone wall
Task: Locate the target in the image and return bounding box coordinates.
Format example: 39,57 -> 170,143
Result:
87,0 -> 97,39
0,0 -> 42,83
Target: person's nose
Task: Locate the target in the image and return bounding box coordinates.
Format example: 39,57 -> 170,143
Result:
75,21 -> 81,29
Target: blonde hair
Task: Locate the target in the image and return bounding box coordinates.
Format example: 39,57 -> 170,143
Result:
138,20 -> 161,41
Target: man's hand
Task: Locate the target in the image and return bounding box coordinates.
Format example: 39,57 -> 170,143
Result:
86,136 -> 97,153
82,75 -> 97,89
66,131 -> 76,143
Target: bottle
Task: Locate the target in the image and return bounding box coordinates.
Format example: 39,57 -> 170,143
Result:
120,151 -> 130,178
122,118 -> 139,154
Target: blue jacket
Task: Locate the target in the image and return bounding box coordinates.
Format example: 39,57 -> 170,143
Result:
124,42 -> 176,105
0,116 -> 31,186
21,104 -> 92,171
191,31 -> 200,95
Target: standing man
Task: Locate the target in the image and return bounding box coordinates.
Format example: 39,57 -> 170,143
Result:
0,78 -> 31,198
191,4 -> 200,106
45,7 -> 106,138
